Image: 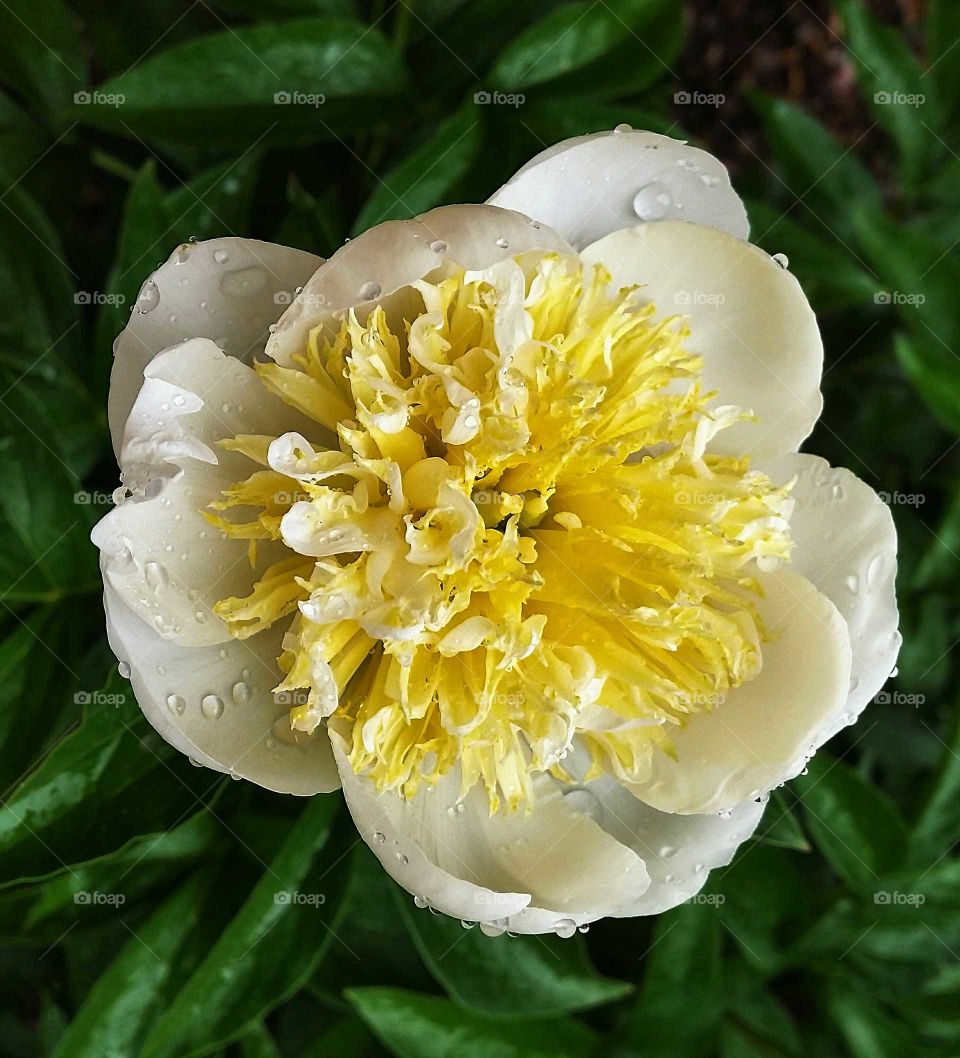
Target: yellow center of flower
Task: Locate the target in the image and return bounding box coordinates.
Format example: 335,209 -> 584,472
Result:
207,252 -> 792,811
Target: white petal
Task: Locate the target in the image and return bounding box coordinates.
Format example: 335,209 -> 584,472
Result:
94,340 -> 311,647
333,741 -> 650,934
556,776 -> 765,916
629,568 -> 853,815
110,237 -> 323,453
581,221 -> 824,459
266,203 -> 572,368
104,585 -> 339,795
759,453 -> 901,744
487,129 -> 749,249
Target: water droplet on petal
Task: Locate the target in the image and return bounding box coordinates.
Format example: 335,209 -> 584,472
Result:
137,280 -> 160,314
413,895 -> 428,909
144,561 -> 168,591
555,918 -> 577,939
495,237 -> 509,249
633,181 -> 673,221
232,681 -> 251,705
430,240 -> 447,254
201,694 -> 224,720
166,694 -> 186,716
359,281 -> 382,300
118,661 -> 131,679
614,122 -> 632,134
372,831 -> 386,846
772,252 -> 789,270
214,249 -> 230,264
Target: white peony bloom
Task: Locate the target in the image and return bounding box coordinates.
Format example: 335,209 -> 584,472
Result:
92,129 -> 900,936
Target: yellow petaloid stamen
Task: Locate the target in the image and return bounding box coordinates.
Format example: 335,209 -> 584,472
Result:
207,252 -> 793,812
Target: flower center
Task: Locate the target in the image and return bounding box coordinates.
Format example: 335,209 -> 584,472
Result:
207,252 -> 792,811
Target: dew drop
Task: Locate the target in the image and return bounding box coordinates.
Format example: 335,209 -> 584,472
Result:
613,122 -> 632,134
201,694 -> 224,720
136,279 -> 160,314
232,681 -> 251,706
359,280 -> 382,300
479,922 -> 505,938
118,661 -> 131,679
430,240 -> 447,254
372,831 -> 386,846
144,561 -> 168,591
413,895 -> 428,909
396,852 -> 409,865
845,574 -> 860,594
772,252 -> 790,270
658,845 -> 676,858
166,694 -> 186,716
555,918 -> 577,939
213,249 -> 230,264
460,920 -> 475,929
633,181 -> 673,221
495,237 -> 509,249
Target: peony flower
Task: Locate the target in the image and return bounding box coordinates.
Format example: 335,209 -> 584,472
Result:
93,129 -> 900,936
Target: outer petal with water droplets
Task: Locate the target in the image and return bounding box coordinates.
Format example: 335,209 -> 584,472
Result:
487,129 -> 749,249
104,586 -> 339,794
110,237 -> 323,453
333,739 -> 650,935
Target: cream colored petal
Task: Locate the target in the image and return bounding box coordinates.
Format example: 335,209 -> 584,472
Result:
94,340 -> 315,648
629,568 -> 853,815
759,453 -> 900,744
333,740 -> 650,934
104,585 -> 338,795
581,221 -> 824,458
266,203 -> 572,368
487,129 -> 749,249
565,777 -> 765,916
110,237 -> 323,453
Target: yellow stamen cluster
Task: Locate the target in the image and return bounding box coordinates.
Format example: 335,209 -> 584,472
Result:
208,252 -> 792,811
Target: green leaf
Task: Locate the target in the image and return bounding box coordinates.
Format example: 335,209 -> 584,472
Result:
49,870 -> 218,1058
828,983 -> 916,1058
213,0 -> 358,17
928,0 -> 960,116
352,105 -> 483,234
396,889 -> 631,1017
893,331 -> 960,435
238,1022 -> 282,1058
94,156 -> 261,389
756,791 -> 810,852
139,796 -> 348,1058
913,703 -> 960,859
751,94 -> 882,242
0,0 -> 83,121
490,0 -> 675,91
0,670 -> 211,885
793,754 -> 909,894
22,810 -> 223,932
835,0 -> 936,184
626,903 -> 722,1055
80,18 -> 408,146
746,198 -> 878,313
347,987 -> 597,1058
